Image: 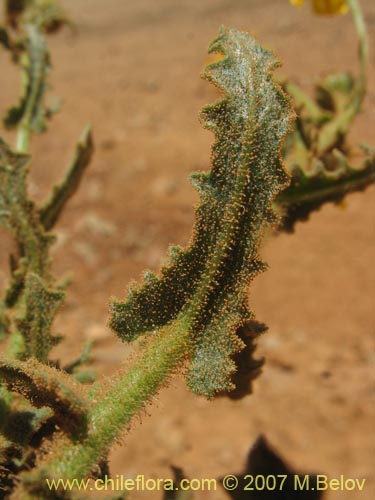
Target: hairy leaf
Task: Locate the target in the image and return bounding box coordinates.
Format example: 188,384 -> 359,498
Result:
0,358 -> 88,434
23,0 -> 68,33
111,28 -> 294,397
278,34 -> 374,230
16,272 -> 64,361
0,138 -> 53,279
216,320 -> 266,400
1,407 -> 52,447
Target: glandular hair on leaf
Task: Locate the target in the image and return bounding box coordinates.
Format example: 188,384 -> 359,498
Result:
110,27 -> 294,397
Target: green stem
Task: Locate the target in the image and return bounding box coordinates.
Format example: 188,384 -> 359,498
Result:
318,0 -> 369,151
27,320 -> 192,486
16,122 -> 32,153
348,0 -> 368,98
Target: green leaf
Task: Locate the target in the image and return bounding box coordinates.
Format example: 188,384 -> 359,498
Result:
111,28 -> 294,397
4,0 -> 29,29
23,0 -> 69,34
0,138 -> 53,277
39,126 -> 94,231
3,24 -> 50,134
1,407 -> 52,448
215,320 -> 266,400
0,123 -> 70,365
16,272 -> 64,362
277,147 -> 375,232
0,358 -> 88,435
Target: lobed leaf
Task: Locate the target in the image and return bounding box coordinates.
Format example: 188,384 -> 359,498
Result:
39,126 -> 94,231
0,121 -> 93,364
16,272 -> 65,362
279,37 -> 374,230
0,358 -> 88,435
216,320 -> 266,400
277,147 -> 375,231
111,28 -> 294,397
0,138 -> 53,280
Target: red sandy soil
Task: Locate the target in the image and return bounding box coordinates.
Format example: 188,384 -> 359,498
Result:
0,1 -> 374,499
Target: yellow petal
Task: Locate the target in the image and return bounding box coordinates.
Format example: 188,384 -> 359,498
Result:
290,0 -> 305,5
312,0 -> 348,15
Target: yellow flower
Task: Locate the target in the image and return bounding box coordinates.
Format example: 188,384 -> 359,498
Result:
290,0 -> 348,15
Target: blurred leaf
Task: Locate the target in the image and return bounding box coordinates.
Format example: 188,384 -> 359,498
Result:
0,26 -> 12,50
39,126 -> 94,231
277,147 -> 375,232
5,0 -> 68,33
16,272 -> 64,362
3,24 -> 50,134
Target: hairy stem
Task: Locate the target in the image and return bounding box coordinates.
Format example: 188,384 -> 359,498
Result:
26,321 -> 191,488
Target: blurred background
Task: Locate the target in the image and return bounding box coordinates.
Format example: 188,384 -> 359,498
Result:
0,1 -> 374,498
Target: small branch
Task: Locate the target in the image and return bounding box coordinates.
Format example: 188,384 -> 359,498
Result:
16,272 -> 65,362
64,340 -> 92,374
0,139 -> 51,279
23,322 -> 191,489
23,28 -> 295,491
317,0 -> 369,152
